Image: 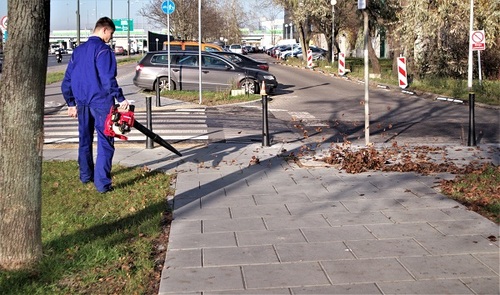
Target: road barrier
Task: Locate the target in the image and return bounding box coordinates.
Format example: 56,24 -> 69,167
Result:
338,52 -> 346,76
307,49 -> 313,68
398,57 -> 408,89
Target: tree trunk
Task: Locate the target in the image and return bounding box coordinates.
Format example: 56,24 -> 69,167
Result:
368,36 -> 381,75
0,0 -> 50,270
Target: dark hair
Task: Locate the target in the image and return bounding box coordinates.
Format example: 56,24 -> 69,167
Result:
94,17 -> 115,32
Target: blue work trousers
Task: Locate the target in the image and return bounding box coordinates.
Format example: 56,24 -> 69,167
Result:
77,105 -> 114,192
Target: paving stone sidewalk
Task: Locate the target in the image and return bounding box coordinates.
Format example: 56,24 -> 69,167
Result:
42,141 -> 499,295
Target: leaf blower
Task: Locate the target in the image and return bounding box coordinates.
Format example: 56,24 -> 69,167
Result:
104,104 -> 182,157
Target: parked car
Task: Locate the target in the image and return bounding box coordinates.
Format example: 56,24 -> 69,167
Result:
114,46 -> 128,55
211,51 -> 269,71
162,40 -> 223,52
133,51 -> 277,94
229,44 -> 243,54
295,46 -> 327,60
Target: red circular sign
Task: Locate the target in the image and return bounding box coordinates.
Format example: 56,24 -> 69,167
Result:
0,16 -> 7,30
472,31 -> 484,43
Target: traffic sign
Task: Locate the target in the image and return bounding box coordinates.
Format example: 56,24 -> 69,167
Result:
358,0 -> 366,9
113,19 -> 134,32
0,16 -> 7,30
162,0 -> 176,15
471,30 -> 485,51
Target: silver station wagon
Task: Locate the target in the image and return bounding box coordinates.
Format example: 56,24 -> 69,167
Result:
133,51 -> 278,94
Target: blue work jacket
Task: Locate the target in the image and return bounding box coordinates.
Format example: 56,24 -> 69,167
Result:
61,36 -> 125,109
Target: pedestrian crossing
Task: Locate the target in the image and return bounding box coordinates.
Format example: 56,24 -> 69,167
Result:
43,108 -> 209,144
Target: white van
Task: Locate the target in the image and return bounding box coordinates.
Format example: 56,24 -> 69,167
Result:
50,44 -> 60,54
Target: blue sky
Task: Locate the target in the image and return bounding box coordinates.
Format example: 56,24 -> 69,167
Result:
1,0 -> 157,31
0,1 -> 269,32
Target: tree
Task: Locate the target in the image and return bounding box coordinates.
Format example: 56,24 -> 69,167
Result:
139,0 -> 245,43
0,0 -> 49,270
395,0 -> 500,79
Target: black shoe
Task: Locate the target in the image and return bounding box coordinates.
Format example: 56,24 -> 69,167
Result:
99,187 -> 114,194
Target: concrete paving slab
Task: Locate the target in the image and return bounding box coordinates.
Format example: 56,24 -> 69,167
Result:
242,262 -> 331,289
168,232 -> 237,250
291,283 -> 382,294
285,201 -> 348,215
263,214 -> 331,230
301,225 -> 376,243
415,235 -> 498,255
203,245 -> 279,266
345,238 -> 431,258
321,258 -> 415,284
230,204 -> 291,219
275,241 -> 355,262
399,255 -> 498,280
203,217 -> 267,233
204,288 -> 291,294
323,211 -> 393,226
461,277 -> 500,295
201,194 -> 257,209
165,249 -> 202,268
365,223 -> 444,239
473,253 -> 500,274
381,208 -> 456,223
429,219 -> 499,236
173,206 -> 231,221
169,220 -> 202,235
378,279 -> 475,294
340,198 -> 407,212
159,266 -> 244,293
236,229 -> 307,246
253,192 -> 311,205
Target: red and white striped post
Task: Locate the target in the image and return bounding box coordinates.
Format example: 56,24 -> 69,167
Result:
338,52 -> 345,76
307,49 -> 313,68
398,56 -> 408,89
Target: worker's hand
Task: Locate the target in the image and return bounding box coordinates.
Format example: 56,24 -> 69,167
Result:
118,99 -> 130,110
68,106 -> 77,118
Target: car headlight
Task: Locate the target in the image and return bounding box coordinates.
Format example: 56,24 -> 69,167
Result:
262,75 -> 275,80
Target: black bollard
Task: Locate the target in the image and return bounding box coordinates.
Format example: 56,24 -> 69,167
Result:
155,77 -> 161,107
467,92 -> 476,146
261,82 -> 270,147
145,96 -> 154,149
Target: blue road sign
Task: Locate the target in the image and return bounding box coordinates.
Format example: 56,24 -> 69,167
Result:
162,0 -> 176,15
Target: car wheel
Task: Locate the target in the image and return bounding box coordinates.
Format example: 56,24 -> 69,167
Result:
155,77 -> 175,91
240,79 -> 256,94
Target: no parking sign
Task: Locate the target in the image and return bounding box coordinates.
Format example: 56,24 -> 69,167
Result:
471,30 -> 485,51
0,16 -> 7,31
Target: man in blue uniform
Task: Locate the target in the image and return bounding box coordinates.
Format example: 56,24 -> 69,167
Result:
61,17 -> 129,193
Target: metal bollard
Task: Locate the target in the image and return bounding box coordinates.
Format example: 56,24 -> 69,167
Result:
145,96 -> 154,149
155,77 -> 161,107
261,81 -> 270,147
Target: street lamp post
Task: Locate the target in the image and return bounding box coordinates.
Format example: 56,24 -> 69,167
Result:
331,0 -> 336,63
127,0 -> 130,56
155,38 -> 159,51
289,22 -> 293,40
284,24 -> 288,39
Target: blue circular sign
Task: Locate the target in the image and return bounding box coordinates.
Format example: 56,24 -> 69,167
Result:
162,0 -> 175,15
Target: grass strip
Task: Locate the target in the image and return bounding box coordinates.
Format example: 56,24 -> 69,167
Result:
0,160 -> 172,294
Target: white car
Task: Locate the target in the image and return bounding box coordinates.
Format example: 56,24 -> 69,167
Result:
229,44 -> 243,54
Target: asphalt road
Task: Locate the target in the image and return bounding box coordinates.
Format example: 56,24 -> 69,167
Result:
257,54 -> 499,145
44,52 -> 499,146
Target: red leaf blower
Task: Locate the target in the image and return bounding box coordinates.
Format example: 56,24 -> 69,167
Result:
104,105 -> 182,157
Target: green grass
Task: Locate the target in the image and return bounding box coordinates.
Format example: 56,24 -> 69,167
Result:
0,160 -> 172,294
160,89 -> 261,106
285,57 -> 500,106
441,164 -> 500,223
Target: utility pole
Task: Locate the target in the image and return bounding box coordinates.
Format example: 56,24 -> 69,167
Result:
127,0 -> 130,56
331,0 -> 336,64
76,0 -> 81,46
